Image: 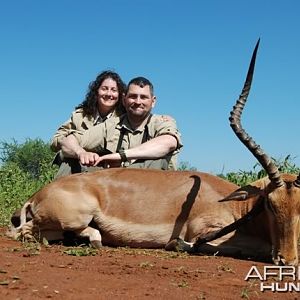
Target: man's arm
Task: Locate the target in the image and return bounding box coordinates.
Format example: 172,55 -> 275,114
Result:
94,134 -> 177,166
125,134 -> 177,159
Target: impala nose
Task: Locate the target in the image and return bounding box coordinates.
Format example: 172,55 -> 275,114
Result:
278,256 -> 286,266
274,254 -> 298,266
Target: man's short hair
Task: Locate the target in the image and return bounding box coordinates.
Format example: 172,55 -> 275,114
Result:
126,77 -> 154,96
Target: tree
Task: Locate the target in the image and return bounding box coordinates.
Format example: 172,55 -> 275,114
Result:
0,138 -> 58,225
0,138 -> 56,179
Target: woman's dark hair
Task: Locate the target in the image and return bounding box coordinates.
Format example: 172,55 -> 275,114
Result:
76,70 -> 126,116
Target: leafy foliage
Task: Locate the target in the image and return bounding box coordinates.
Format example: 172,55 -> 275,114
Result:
0,139 -> 57,225
219,155 -> 300,186
0,138 -> 55,179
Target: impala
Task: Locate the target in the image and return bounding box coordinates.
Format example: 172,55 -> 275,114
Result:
8,40 -> 300,265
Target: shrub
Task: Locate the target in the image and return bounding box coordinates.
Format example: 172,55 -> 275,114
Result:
219,156 -> 300,186
0,138 -> 55,179
0,139 -> 57,225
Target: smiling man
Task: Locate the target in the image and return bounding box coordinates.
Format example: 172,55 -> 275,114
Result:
61,77 -> 182,172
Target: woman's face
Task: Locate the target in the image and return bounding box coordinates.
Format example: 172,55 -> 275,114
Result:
97,78 -> 119,115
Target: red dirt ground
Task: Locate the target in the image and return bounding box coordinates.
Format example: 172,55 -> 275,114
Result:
0,228 -> 298,300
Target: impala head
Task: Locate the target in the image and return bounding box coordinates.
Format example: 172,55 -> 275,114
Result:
263,174 -> 300,265
228,39 -> 300,265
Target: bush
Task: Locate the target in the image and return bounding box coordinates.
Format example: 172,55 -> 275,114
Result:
0,139 -> 57,225
0,138 -> 55,179
219,156 -> 300,186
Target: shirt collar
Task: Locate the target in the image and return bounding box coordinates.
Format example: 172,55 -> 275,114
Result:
116,114 -> 151,133
94,111 -> 113,125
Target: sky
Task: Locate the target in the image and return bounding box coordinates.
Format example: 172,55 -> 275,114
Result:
0,0 -> 299,174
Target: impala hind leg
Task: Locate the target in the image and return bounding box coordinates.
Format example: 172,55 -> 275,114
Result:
20,220 -> 35,241
74,226 -> 102,249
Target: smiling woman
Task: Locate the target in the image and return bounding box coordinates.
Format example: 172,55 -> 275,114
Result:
51,70 -> 126,153
50,70 -> 126,177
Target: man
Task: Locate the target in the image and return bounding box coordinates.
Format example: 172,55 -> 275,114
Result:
61,76 -> 182,170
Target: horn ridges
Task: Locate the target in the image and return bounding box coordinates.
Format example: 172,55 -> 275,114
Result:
229,39 -> 284,188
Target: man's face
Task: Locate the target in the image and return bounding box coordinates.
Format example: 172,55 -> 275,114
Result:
123,84 -> 156,120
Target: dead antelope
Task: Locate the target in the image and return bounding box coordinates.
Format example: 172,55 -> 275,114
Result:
8,40 -> 300,265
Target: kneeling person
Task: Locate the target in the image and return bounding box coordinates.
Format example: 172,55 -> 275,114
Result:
62,77 -> 182,171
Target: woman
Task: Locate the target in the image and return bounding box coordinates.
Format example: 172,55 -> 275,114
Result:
51,70 -> 126,177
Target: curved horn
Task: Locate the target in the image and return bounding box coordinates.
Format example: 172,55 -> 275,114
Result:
229,39 -> 284,188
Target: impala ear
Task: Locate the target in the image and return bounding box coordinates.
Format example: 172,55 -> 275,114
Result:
219,185 -> 263,202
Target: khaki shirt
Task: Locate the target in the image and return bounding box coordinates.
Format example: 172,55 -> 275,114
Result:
51,108 -> 115,152
74,114 -> 182,169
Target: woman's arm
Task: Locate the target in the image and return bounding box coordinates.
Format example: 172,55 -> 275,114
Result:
50,110 -> 83,152
61,134 -> 101,166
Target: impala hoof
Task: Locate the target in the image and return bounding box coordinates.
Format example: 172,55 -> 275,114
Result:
165,238 -> 194,253
90,240 -> 102,249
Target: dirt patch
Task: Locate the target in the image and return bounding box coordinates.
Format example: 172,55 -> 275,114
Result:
0,228 -> 298,300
